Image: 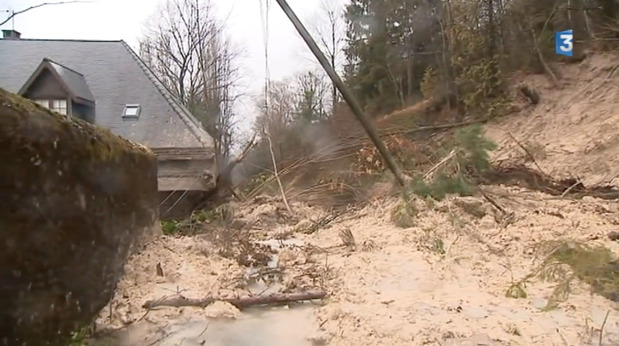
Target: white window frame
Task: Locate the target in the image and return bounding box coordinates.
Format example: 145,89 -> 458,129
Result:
122,104 -> 141,119
35,99 -> 68,116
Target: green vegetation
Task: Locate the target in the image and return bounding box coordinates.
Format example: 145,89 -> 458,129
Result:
410,124 -> 496,201
343,0 -> 615,117
161,204 -> 234,236
410,174 -> 475,201
507,241 -> 619,307
68,326 -> 89,346
161,219 -> 181,235
390,124 -> 497,229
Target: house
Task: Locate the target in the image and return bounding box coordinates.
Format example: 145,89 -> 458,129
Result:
0,29 -> 218,218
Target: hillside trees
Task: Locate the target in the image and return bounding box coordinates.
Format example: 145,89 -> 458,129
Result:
342,0 -> 618,118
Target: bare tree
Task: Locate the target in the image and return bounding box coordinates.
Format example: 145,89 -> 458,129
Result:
139,0 -> 241,166
254,80 -> 297,139
308,0 -> 346,115
294,70 -> 330,123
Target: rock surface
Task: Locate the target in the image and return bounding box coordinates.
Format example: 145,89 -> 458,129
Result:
0,89 -> 160,345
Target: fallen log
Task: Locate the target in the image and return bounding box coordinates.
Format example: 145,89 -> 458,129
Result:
478,164 -> 619,200
142,290 -> 327,310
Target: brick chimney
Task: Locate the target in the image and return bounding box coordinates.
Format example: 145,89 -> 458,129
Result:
2,29 -> 21,40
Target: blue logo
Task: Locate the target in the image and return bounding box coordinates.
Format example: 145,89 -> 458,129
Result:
555,30 -> 573,56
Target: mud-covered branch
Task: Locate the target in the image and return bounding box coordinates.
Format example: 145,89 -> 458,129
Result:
142,290 -> 327,310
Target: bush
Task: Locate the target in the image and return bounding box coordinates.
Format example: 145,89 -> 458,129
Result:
409,124 -> 497,201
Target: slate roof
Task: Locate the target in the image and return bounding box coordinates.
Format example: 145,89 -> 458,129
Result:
0,38 -> 214,150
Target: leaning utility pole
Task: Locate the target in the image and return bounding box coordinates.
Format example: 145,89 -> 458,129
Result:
274,0 -> 408,187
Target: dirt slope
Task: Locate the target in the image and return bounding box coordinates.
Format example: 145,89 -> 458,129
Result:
485,53 -> 619,187
307,192 -> 619,345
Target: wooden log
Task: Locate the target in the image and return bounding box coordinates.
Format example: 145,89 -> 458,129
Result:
143,290 -> 327,310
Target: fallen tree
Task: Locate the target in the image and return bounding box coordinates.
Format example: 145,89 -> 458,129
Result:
143,290 -> 327,310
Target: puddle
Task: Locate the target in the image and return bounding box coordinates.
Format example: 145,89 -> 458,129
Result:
92,305 -> 323,346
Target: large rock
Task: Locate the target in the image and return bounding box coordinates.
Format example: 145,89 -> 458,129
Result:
0,89 -> 160,345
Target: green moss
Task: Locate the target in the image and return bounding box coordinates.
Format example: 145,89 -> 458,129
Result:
0,88 -> 46,115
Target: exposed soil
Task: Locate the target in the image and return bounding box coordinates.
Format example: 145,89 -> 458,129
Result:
485,53 -> 619,188
93,190 -> 619,345
92,53 -> 619,345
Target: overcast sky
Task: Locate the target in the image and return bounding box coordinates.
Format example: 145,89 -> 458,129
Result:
0,0 -> 346,135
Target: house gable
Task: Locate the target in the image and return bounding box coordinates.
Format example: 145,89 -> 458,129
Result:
19,68 -> 67,100
18,58 -> 96,122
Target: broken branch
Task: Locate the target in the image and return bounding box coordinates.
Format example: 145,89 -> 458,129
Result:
506,132 -> 548,177
530,29 -> 561,88
142,290 -> 327,310
265,131 -> 293,213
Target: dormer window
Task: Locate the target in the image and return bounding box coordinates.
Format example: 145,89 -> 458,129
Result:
122,104 -> 140,119
18,58 -> 95,122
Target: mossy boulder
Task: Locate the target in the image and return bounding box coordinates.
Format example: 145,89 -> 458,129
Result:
0,89 -> 160,345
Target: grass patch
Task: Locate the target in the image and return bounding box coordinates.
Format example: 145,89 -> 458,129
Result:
506,282 -> 528,299
190,209 -> 218,223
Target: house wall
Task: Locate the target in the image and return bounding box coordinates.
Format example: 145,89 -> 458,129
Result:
156,158 -> 216,219
158,159 -> 211,178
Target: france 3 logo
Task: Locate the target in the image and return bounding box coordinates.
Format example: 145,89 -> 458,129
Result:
555,29 -> 573,57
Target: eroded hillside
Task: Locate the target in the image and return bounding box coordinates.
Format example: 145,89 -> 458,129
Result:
486,53 -> 619,187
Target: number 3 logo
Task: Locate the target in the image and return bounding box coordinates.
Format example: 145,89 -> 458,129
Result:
555,30 -> 574,57
559,34 -> 573,52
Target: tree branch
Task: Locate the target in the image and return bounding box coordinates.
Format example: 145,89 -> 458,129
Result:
1,1 -> 91,26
